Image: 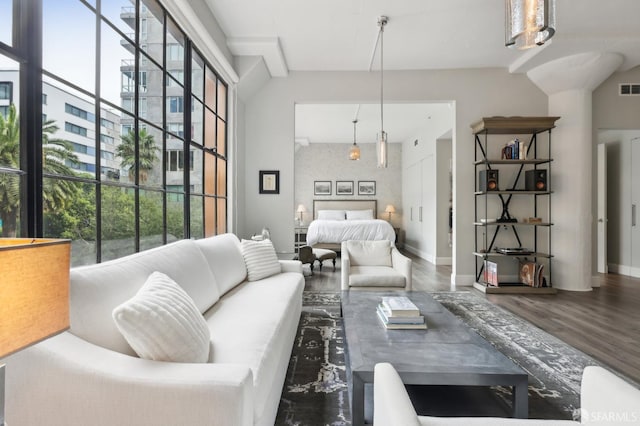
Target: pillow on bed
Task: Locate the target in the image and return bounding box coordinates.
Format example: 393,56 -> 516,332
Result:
317,210 -> 346,221
346,209 -> 374,220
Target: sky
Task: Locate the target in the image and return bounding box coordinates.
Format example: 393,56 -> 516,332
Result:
0,0 -> 137,113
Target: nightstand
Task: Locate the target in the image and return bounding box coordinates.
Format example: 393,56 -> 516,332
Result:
294,226 -> 308,253
393,227 -> 403,249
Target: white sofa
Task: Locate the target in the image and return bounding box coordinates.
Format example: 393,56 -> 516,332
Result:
6,233 -> 305,426
374,362 -> 640,426
341,240 -> 412,291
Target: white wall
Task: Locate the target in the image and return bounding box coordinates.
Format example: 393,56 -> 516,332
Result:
294,142 -> 402,229
436,138 -> 453,263
234,98 -> 247,239
242,69 -> 547,285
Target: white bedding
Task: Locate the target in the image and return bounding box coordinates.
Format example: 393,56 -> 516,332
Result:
306,219 -> 396,247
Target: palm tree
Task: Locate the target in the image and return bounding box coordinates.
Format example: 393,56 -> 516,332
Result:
0,105 -> 21,236
116,128 -> 159,184
41,120 -> 81,210
0,104 -> 79,237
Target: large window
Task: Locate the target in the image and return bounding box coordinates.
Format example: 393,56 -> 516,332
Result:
0,0 -> 229,265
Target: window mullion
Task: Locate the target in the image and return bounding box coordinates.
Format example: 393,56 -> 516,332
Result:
17,0 -> 44,237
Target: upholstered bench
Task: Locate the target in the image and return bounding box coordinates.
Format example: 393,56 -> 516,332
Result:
312,248 -> 337,271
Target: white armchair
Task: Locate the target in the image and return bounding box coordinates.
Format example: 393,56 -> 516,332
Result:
374,362 -> 640,426
341,240 -> 412,291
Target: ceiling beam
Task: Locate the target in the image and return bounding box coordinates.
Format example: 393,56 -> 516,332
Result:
227,37 -> 289,77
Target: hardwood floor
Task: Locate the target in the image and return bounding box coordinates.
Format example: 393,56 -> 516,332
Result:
303,251 -> 640,384
486,273 -> 640,384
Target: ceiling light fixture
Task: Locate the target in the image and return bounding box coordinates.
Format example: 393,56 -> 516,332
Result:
349,119 -> 361,161
505,0 -> 556,50
376,16 -> 388,168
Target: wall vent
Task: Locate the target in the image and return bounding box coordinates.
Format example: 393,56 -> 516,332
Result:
619,83 -> 640,96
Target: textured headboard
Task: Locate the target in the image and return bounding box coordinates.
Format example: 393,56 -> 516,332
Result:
313,200 -> 377,219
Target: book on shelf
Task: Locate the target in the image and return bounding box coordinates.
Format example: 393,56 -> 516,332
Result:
380,296 -> 420,317
519,260 -> 545,287
483,260 -> 498,286
500,138 -> 526,160
377,304 -> 425,324
480,218 -> 497,224
376,308 -> 427,329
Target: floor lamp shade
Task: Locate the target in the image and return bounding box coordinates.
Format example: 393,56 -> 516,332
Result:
0,238 -> 71,359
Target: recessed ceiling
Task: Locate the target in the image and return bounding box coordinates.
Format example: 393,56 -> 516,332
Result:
203,0 -> 640,75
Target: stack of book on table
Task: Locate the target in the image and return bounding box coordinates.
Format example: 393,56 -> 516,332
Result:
377,296 -> 427,329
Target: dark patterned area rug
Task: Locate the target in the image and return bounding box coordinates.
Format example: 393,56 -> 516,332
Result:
275,291 -> 609,425
275,292 -> 350,426
430,291 -> 602,421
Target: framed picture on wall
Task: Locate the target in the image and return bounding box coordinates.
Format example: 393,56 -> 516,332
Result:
314,181 -> 332,195
358,180 -> 376,195
259,170 -> 280,194
336,181 -> 354,195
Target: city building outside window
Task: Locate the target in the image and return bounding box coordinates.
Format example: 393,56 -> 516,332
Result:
0,0 -> 228,265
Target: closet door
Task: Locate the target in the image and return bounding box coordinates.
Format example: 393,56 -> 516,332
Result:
631,139 -> 640,273
405,161 -> 422,251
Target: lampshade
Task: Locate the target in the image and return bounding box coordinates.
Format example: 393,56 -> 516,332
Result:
384,204 -> 395,222
505,0 -> 556,50
377,131 -> 388,168
0,238 -> 71,358
296,204 -> 307,224
349,119 -> 360,161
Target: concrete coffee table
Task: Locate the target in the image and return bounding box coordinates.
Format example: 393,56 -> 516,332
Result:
341,291 -> 528,426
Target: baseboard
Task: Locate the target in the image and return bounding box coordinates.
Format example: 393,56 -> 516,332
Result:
404,244 -> 436,265
608,263 -> 640,278
451,274 -> 475,287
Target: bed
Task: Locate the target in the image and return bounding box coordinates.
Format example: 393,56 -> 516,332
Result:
307,200 -> 396,250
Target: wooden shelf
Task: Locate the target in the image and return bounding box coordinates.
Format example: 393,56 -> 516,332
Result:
474,281 -> 558,294
474,222 -> 553,227
474,251 -> 553,259
471,116 -> 560,135
475,190 -> 553,195
474,158 -> 553,166
473,116 -> 557,294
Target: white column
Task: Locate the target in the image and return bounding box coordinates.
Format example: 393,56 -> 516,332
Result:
527,52 -> 622,291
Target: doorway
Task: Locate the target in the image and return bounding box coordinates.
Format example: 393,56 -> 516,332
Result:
597,129 -> 640,278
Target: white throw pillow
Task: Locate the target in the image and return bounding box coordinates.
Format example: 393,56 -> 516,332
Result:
112,271 -> 211,363
317,210 -> 346,221
346,209 -> 374,220
240,239 -> 282,281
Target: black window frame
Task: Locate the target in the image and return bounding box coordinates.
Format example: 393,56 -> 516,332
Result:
0,0 -> 229,263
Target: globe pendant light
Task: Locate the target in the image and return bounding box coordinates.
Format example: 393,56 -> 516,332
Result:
376,16 -> 388,168
505,0 -> 556,50
349,119 -> 361,160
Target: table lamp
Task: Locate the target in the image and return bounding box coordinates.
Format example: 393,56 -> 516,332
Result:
296,204 -> 307,225
0,238 -> 71,426
384,204 -> 396,222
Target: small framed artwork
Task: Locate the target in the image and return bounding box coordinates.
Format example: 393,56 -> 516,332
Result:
314,181 -> 332,196
259,170 -> 279,194
336,181 -> 354,195
358,180 -> 376,195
